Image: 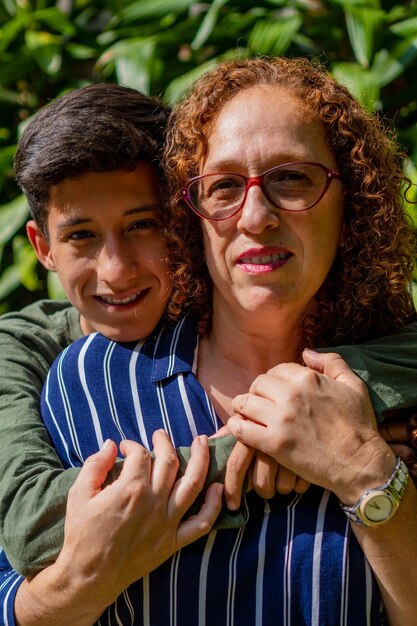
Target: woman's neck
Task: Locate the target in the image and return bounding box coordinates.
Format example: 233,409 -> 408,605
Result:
197,306 -> 303,423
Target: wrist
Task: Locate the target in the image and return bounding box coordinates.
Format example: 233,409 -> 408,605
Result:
334,441 -> 397,505
15,556 -> 109,625
339,457 -> 409,527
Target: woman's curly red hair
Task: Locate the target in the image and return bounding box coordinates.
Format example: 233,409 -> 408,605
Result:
164,56 -> 416,346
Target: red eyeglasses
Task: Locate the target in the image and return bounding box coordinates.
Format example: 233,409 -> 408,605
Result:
182,162 -> 341,221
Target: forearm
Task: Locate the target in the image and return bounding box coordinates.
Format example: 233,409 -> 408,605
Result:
353,480 -> 417,626
0,392 -> 80,575
0,324 -> 80,576
14,562 -> 109,626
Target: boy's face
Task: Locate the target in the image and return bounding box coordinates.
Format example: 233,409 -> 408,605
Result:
27,165 -> 171,342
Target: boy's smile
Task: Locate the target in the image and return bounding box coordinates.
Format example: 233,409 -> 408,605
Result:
27,165 -> 171,342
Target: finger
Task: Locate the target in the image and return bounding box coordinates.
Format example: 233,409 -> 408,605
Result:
231,393 -> 276,427
150,430 -> 179,494
379,421 -> 408,443
177,482 -> 223,548
294,475 -> 310,494
227,414 -> 270,453
388,443 -> 416,466
302,349 -> 364,390
224,440 -> 254,510
119,439 -> 152,484
252,452 -> 278,499
169,435 -> 210,517
275,464 -> 297,495
71,439 -> 118,498
210,424 -> 230,439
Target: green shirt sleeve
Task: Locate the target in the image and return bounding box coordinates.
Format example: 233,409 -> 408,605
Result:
0,301 -> 83,576
319,321 -> 417,421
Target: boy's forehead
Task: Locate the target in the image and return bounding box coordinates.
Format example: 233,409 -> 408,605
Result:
46,166 -> 162,231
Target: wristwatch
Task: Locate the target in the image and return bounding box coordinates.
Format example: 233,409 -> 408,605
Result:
340,457 -> 409,527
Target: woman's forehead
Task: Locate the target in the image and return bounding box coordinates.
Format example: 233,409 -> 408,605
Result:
203,85 -> 335,173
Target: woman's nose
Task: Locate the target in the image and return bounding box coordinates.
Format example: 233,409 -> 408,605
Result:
236,185 -> 280,234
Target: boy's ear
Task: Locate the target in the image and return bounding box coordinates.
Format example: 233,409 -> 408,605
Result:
26,220 -> 57,272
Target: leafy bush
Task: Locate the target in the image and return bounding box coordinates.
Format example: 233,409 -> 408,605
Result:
1,0 -> 416,312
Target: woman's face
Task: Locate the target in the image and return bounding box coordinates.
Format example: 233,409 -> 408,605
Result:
200,84 -> 344,327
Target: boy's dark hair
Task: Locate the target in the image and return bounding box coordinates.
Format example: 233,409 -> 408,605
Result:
14,84 -> 170,234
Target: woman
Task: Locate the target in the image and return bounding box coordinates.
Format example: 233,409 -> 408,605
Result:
9,57 -> 417,625
164,55 -> 417,623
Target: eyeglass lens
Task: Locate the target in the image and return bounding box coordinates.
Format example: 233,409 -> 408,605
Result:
188,163 -> 330,219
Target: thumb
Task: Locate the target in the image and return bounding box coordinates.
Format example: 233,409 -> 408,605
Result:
302,349 -> 362,389
78,439 -> 118,495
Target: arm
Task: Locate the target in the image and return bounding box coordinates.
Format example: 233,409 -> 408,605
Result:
14,433 -> 222,626
0,302 -> 82,575
227,350 -> 417,626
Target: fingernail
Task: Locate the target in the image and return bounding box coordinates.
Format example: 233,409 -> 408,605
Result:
102,439 -> 112,450
235,394 -> 248,411
217,483 -> 224,496
199,434 -> 208,447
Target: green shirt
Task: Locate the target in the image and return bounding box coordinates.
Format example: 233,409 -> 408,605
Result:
0,300 -> 416,576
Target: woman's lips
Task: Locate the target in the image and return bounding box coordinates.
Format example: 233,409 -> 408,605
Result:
236,249 -> 292,273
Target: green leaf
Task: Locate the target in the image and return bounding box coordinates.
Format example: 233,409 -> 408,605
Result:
25,31 -> 62,75
248,15 -> 302,56
65,42 -> 97,61
0,13 -> 29,53
30,8 -> 77,36
390,16 -> 417,38
164,59 -> 221,106
332,62 -> 380,111
191,0 -> 230,50
0,264 -> 20,301
47,271 -> 67,300
345,7 -> 385,67
98,37 -> 160,93
0,196 -> 29,247
0,52 -> 32,86
13,235 -> 39,291
0,87 -> 20,104
115,0 -> 193,24
0,145 -> 16,174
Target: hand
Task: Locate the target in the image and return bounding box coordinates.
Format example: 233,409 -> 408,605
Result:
16,432 -> 223,624
379,417 -> 417,484
212,426 -> 310,511
227,350 -> 395,505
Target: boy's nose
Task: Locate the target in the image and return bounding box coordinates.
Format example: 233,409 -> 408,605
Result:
96,239 -> 137,285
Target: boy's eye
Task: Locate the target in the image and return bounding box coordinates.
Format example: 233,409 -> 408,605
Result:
129,219 -> 161,231
66,230 -> 93,241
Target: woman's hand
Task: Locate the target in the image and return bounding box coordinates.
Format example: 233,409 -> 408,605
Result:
227,350 -> 395,506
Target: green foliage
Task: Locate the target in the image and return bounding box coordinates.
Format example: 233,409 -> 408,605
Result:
0,0 -> 416,310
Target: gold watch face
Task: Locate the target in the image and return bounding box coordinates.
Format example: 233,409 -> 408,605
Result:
360,491 -> 394,523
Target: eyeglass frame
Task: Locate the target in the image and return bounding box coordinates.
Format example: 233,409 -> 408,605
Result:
182,161 -> 342,222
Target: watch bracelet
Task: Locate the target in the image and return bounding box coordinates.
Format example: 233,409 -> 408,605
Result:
340,457 -> 409,527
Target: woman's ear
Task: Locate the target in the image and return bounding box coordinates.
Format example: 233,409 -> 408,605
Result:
26,220 -> 57,272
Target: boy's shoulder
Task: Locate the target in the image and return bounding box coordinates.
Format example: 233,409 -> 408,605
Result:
0,299 -> 82,347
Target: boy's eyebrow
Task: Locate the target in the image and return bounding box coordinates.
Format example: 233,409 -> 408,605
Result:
55,205 -> 161,231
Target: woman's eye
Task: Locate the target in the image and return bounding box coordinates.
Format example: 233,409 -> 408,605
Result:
206,178 -> 242,198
